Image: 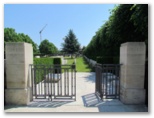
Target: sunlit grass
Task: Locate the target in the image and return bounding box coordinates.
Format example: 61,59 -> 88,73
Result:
65,56 -> 93,72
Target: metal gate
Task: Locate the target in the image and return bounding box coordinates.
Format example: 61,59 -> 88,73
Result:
30,64 -> 76,101
95,64 -> 121,99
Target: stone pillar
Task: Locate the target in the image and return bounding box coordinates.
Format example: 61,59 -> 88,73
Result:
5,43 -> 33,105
120,42 -> 146,104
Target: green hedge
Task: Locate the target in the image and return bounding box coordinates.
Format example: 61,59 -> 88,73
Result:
33,58 -> 62,83
53,58 -> 62,73
84,5 -> 148,62
34,58 -> 54,65
96,56 -> 119,64
33,58 -> 54,83
53,58 -> 62,65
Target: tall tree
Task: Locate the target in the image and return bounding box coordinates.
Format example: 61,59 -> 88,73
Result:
18,33 -> 38,54
84,4 -> 148,63
61,29 -> 80,56
39,39 -> 58,55
4,27 -> 39,54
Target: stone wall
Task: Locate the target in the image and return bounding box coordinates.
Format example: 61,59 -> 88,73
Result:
120,42 -> 146,104
84,56 -> 97,67
5,43 -> 33,105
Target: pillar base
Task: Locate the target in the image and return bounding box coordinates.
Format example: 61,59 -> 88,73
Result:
120,87 -> 145,104
5,88 -> 31,105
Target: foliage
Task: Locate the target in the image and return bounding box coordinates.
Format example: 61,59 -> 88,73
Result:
96,56 -> 119,64
53,58 -> 62,73
83,4 -> 148,63
33,58 -> 54,65
33,58 -> 54,83
39,39 -> 58,55
53,58 -> 62,65
4,28 -> 39,54
130,4 -> 148,41
61,29 -> 80,55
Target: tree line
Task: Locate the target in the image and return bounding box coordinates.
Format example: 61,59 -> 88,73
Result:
83,4 -> 148,64
4,28 -> 38,53
4,28 -> 80,56
4,28 -> 59,55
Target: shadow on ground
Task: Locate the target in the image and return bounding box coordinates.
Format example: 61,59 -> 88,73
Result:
82,93 -> 148,112
28,101 -> 73,108
83,72 -> 95,83
4,101 -> 73,110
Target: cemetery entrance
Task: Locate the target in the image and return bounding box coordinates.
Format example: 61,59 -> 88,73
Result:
30,64 -> 76,101
95,64 -> 121,99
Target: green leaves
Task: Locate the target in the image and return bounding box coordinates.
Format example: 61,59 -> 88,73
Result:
84,4 -> 148,62
34,58 -> 54,65
4,28 -> 38,54
62,29 -> 80,54
39,39 -> 58,55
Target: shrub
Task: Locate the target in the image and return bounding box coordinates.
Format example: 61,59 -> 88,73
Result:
34,58 -> 54,65
96,56 -> 113,64
33,58 -> 54,83
53,58 -> 62,65
113,57 -> 119,64
96,56 -> 120,64
53,58 -> 62,73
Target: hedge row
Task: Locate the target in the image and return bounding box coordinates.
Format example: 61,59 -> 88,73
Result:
83,4 -> 148,63
34,58 -> 54,65
33,57 -> 62,83
96,56 -> 119,64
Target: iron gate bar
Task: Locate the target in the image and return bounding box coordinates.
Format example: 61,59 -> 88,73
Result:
74,66 -> 76,101
34,68 -> 37,98
95,64 -> 103,98
95,64 -> 121,99
71,68 -> 73,97
30,64 -> 76,101
31,65 -> 34,99
67,69 -> 69,96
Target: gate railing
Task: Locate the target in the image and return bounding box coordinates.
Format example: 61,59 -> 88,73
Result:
29,64 -> 76,101
95,63 -> 103,98
95,64 -> 121,99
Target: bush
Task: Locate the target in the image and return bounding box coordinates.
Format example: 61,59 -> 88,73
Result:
113,57 -> 119,64
53,58 -> 62,73
84,5 -> 148,62
53,58 -> 62,65
33,58 -> 54,83
96,56 -> 119,64
34,58 -> 54,65
96,56 -> 113,64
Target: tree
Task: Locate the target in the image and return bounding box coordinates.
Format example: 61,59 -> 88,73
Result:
4,28 -> 20,42
18,33 -> 38,54
4,27 -> 39,54
84,4 -> 148,63
61,29 -> 80,57
39,39 -> 58,55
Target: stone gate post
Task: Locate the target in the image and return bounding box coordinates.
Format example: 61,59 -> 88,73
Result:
5,42 -> 33,105
120,42 -> 146,104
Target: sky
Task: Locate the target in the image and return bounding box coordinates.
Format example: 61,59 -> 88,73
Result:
4,4 -> 116,50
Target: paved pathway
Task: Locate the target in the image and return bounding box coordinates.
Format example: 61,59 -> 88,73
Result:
4,72 -> 148,112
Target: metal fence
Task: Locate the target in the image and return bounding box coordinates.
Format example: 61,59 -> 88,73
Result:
30,64 -> 76,101
95,64 -> 121,99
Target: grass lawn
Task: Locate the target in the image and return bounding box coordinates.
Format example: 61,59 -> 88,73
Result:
64,57 -> 75,65
65,57 -> 93,72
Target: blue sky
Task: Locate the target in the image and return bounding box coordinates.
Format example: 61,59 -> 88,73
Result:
4,4 -> 116,50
